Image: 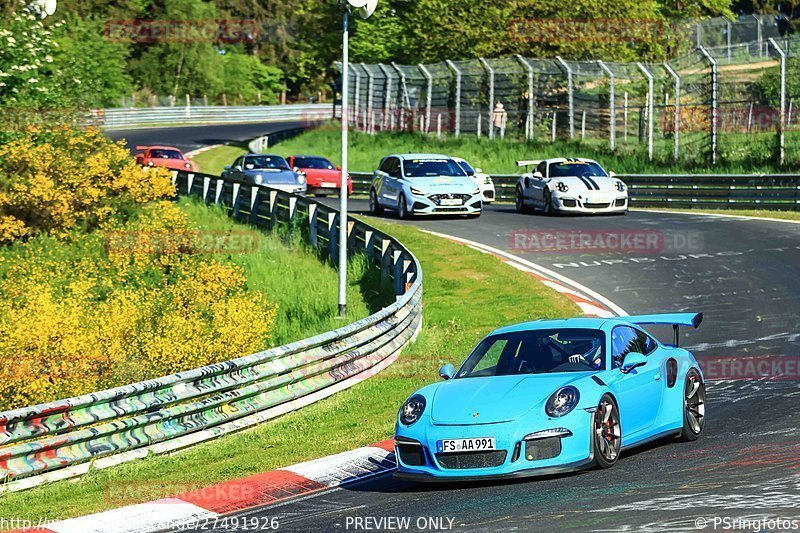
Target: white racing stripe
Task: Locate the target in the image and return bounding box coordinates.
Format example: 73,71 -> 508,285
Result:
50,499 -> 219,533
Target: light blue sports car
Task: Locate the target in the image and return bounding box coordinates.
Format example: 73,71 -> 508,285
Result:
394,313 -> 706,481
369,153 -> 483,219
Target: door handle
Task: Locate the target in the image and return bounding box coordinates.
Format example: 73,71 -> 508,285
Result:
654,373 -> 661,381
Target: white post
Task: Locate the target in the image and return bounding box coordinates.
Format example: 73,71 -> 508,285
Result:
597,61 -> 615,151
624,92 -> 629,143
516,55 -> 535,141
698,46 -> 718,166
663,62 -> 681,161
551,111 -> 557,142
362,62 -> 374,134
446,60 -> 462,137
338,9 -> 350,317
556,56 -> 574,139
637,62 -> 654,161
437,114 -> 442,139
581,111 -> 586,140
768,38 -> 786,165
479,58 -> 495,139
419,64 -> 433,135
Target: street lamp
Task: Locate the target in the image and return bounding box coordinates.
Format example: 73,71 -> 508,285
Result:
338,0 -> 378,317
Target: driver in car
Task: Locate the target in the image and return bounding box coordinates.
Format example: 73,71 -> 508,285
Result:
568,347 -> 603,369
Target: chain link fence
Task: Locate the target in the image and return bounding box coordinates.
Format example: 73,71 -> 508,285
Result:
337,16 -> 800,167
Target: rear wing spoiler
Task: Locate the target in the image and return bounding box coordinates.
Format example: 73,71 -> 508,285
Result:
135,145 -> 149,151
516,159 -> 541,167
614,313 -> 703,347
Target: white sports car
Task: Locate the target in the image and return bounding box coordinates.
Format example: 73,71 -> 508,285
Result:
453,157 -> 495,203
515,158 -> 628,215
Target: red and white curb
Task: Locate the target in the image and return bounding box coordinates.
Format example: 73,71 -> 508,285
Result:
422,230 -> 627,318
15,232 -> 625,533
183,144 -> 222,161
15,441 -> 396,533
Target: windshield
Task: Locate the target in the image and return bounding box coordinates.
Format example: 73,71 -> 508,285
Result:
244,156 -> 289,171
293,157 -> 334,170
549,162 -> 607,178
149,149 -> 183,160
456,161 -> 475,176
402,159 -> 466,178
456,329 -> 606,378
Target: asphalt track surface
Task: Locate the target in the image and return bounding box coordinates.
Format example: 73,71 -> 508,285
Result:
110,126 -> 800,532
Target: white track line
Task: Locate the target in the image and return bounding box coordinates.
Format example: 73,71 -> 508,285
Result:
634,208 -> 800,225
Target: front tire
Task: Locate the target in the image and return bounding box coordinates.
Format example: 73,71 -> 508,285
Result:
543,189 -> 555,215
397,194 -> 411,219
369,189 -> 383,215
679,369 -> 706,441
515,186 -> 528,213
593,394 -> 621,469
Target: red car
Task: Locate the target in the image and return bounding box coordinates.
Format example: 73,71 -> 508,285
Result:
287,155 -> 352,196
134,146 -> 194,171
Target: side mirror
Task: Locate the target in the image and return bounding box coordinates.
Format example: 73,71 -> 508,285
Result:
223,165 -> 231,171
293,167 -> 300,172
438,363 -> 455,380
533,171 -> 543,178
609,171 -> 617,178
233,165 -> 242,172
474,167 -> 483,174
621,352 -> 647,374
336,165 -> 341,171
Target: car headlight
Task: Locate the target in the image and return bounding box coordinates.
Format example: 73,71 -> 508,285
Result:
484,176 -> 492,185
296,172 -> 306,184
410,186 -> 426,196
545,386 -> 580,418
615,180 -> 626,192
254,174 -> 264,185
399,394 -> 426,426
470,187 -> 481,195
556,182 -> 569,193
184,162 -> 191,169
147,161 -> 154,166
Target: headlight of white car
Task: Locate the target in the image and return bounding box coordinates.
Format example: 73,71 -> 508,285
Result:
410,186 -> 426,196
470,187 -> 480,195
296,172 -> 306,184
484,176 -> 493,185
615,180 -> 626,192
556,182 -> 569,193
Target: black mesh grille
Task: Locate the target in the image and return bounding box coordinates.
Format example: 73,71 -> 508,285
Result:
615,198 -> 627,207
435,450 -> 507,469
584,202 -> 611,209
562,199 -> 577,207
483,191 -> 495,199
397,444 -> 426,467
428,193 -> 471,205
525,437 -> 562,461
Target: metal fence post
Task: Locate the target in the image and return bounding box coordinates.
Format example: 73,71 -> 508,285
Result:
419,64 -> 433,134
698,47 -> 718,165
556,56 -> 574,139
516,55 -> 535,141
726,18 -> 732,63
663,62 -> 681,162
446,60 -> 462,137
597,61 -> 615,151
362,63 -> 375,134
378,64 -> 394,130
754,14 -> 763,57
479,58 -> 495,139
768,38 -> 786,165
637,63 -> 654,161
392,62 -> 410,131
351,64 -> 360,129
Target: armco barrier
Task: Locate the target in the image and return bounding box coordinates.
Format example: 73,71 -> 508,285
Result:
0,170 -> 421,491
349,171 -> 800,210
99,103 -> 333,129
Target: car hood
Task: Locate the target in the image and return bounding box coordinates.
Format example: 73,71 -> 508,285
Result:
429,373 -> 590,425
405,176 -> 476,194
552,175 -> 620,194
303,168 -> 341,179
244,169 -> 298,184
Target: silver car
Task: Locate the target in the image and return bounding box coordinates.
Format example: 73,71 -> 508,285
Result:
222,154 -> 306,195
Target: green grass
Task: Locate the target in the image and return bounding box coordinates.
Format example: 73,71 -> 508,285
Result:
0,216 -> 579,524
177,198 -> 377,344
640,206 -> 800,222
268,123 -> 800,175
191,144 -> 247,175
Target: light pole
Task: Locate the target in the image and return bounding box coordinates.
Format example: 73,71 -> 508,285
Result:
338,0 -> 378,317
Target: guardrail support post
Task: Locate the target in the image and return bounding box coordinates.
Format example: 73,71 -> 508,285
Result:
269,190 -> 278,230
308,203 -> 318,247
478,58 -> 495,139
393,249 -> 403,296
516,55 -> 535,141
636,62 -> 654,161
768,38 -> 786,165
597,61 -> 615,151
419,64 -> 433,134
288,196 -> 297,234
380,239 -> 391,290
215,179 -> 224,204
663,62 -> 681,162
698,47 -> 718,165
186,173 -> 195,196
203,177 -> 211,204
446,60 -> 461,137
232,183 -> 241,218
555,56 -> 574,139
249,186 -> 260,225
364,229 -> 374,262
328,212 -> 338,262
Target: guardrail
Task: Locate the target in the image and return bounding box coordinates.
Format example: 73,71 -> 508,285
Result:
349,171 -> 800,210
248,127 -> 307,153
99,103 -> 333,129
0,170 -> 422,492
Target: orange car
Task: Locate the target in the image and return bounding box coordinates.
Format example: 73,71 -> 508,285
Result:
134,146 -> 194,171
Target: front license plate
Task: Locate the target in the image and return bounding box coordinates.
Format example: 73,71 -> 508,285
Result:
321,182 -> 337,188
439,198 -> 463,206
436,437 -> 496,453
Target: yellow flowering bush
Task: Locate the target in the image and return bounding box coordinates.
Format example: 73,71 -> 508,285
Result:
0,126 -> 175,243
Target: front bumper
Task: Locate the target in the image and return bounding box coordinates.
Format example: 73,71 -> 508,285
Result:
480,184 -> 496,203
307,182 -> 353,196
407,191 -> 483,216
394,411 -> 593,481
263,183 -> 307,195
552,194 -> 628,214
